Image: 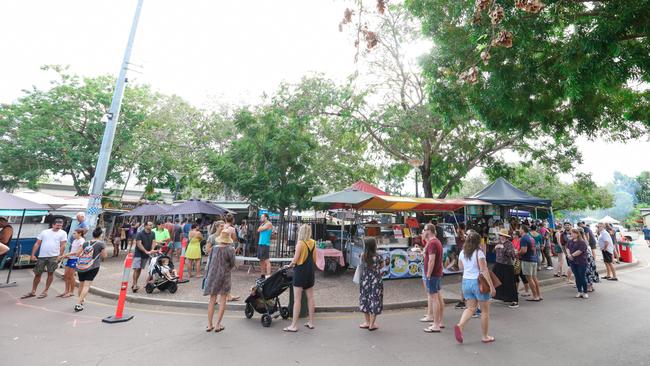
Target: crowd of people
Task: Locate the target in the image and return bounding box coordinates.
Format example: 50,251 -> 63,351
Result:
8,209 -> 629,344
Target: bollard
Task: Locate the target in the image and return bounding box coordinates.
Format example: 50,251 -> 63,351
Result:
177,238 -> 189,284
103,252 -> 135,324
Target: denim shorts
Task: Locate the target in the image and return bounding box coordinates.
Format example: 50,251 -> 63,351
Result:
462,278 -> 490,302
172,241 -> 182,250
426,276 -> 442,294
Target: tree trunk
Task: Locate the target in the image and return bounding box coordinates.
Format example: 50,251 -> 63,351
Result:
420,165 -> 433,198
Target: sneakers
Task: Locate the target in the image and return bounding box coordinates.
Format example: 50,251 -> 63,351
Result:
74,304 -> 84,312
455,301 -> 466,309
582,293 -> 589,299
575,293 -> 582,298
546,266 -> 554,270
472,308 -> 482,318
509,302 -> 519,308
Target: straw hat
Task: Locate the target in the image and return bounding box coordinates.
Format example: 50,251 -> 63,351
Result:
216,230 -> 234,244
498,228 -> 511,238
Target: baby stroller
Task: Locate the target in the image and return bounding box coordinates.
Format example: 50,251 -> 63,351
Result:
244,267 -> 293,327
145,254 -> 179,294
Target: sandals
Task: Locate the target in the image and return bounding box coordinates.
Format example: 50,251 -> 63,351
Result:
419,316 -> 434,322
214,325 -> 225,333
131,286 -> 140,293
283,327 -> 298,332
359,324 -> 369,329
423,326 -> 441,333
227,296 -> 241,302
481,336 -> 496,343
20,293 -> 36,299
37,293 -> 48,299
368,326 -> 379,331
205,326 -> 214,332
454,325 -> 463,343
304,323 -> 315,330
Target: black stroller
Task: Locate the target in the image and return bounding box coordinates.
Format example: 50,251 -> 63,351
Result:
145,254 -> 179,294
244,267 -> 293,327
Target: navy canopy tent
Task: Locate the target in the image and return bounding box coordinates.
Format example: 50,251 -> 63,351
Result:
469,177 -> 551,207
468,178 -> 554,227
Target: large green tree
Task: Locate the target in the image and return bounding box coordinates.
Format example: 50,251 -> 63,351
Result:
0,65 -> 159,195
209,108 -> 321,215
336,4 -> 580,198
405,0 -> 650,136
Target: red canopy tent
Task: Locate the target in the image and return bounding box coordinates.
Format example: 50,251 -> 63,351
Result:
349,180 -> 387,195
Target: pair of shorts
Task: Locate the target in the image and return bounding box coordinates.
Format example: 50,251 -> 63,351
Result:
34,257 -> 58,274
425,276 -> 442,294
65,257 -> 78,269
172,241 -> 182,250
132,256 -> 150,269
602,250 -> 613,263
461,278 -> 490,301
521,260 -> 538,277
257,245 -> 270,260
77,267 -> 99,282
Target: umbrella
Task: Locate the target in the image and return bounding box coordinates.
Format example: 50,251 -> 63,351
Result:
120,203 -> 171,217
579,216 -> 599,223
599,215 -> 620,224
164,200 -> 231,216
311,189 -> 375,206
0,191 -> 51,288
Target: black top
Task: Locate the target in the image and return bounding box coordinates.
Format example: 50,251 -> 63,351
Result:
134,230 -> 155,258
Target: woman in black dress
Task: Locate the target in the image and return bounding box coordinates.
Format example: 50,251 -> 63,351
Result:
359,237 -> 383,331
283,224 -> 317,332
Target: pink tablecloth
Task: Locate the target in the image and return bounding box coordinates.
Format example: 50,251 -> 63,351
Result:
315,248 -> 345,271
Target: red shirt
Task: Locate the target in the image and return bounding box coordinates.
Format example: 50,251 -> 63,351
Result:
424,237 -> 443,278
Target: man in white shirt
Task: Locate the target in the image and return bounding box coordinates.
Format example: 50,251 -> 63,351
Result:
597,223 -> 618,281
21,218 -> 67,299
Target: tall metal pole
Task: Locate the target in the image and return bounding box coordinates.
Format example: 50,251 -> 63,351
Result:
86,0 -> 144,230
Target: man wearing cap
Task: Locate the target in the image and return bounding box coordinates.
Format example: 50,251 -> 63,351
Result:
21,218 -> 67,299
0,217 -> 13,257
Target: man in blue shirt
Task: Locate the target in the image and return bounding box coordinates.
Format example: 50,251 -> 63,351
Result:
519,225 -> 542,302
642,225 -> 650,248
257,213 -> 273,278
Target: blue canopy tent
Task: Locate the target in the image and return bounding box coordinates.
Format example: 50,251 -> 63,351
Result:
469,178 -> 555,228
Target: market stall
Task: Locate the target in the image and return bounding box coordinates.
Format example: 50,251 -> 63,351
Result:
312,188 -> 491,279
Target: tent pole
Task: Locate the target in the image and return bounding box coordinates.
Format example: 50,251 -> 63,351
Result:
0,208 -> 25,288
535,207 -> 538,220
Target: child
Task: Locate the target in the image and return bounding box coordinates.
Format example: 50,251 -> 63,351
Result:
159,257 -> 177,280
59,228 -> 85,298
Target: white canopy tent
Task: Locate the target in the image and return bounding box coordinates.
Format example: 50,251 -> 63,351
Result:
599,215 -> 620,224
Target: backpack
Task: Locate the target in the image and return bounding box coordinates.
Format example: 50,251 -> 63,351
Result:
77,241 -> 99,271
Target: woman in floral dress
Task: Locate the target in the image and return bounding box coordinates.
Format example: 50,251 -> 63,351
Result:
579,227 -> 600,292
359,237 -> 383,331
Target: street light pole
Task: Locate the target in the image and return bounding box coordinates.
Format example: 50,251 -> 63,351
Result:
85,0 -> 145,230
408,158 -> 423,198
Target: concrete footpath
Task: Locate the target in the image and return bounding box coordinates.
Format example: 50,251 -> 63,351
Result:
52,245 -> 640,312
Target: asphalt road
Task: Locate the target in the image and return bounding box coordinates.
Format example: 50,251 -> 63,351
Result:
1,244 -> 649,366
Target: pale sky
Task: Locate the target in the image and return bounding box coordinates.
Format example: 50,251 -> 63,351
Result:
2,0 -> 648,191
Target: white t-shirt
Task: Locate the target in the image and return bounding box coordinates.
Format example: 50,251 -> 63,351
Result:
37,229 -> 68,257
70,238 -> 85,258
459,249 -> 485,280
598,231 -> 614,253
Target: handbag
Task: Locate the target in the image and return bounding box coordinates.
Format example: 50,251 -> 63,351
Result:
476,251 -> 502,294
353,258 -> 364,285
513,258 -> 521,275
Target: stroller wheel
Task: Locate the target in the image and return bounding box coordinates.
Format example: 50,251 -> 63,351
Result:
245,303 -> 254,319
168,282 -> 178,294
261,314 -> 272,327
280,306 -> 290,320
145,283 -> 155,294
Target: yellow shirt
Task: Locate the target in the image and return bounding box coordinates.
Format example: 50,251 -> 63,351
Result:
296,239 -> 317,265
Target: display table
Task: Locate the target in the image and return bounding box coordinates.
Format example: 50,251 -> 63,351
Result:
315,248 -> 345,271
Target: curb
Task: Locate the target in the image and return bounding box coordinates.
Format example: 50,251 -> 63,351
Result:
59,260 -> 640,313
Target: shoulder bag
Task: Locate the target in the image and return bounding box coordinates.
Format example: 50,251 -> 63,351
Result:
477,250 -> 501,294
